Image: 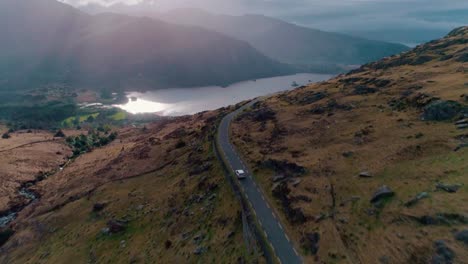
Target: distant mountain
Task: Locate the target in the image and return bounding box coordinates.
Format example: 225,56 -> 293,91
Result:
158,9 -> 410,66
0,0 -> 293,91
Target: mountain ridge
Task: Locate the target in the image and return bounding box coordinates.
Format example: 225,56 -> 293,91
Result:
0,0 -> 294,91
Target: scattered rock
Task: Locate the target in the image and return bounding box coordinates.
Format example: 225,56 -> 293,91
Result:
455,119 -> 468,125
404,192 -> 429,207
359,171 -> 373,178
456,118 -> 468,129
301,232 -> 320,255
227,231 -> 235,239
422,100 -> 464,121
106,219 -> 127,234
370,185 -> 395,203
193,233 -> 204,244
431,240 -> 455,264
261,159 -> 306,176
454,143 -> 468,151
415,213 -> 468,226
120,240 -> 126,248
454,230 -> 468,245
272,175 -> 287,182
193,246 -> 206,255
100,227 -> 110,235
290,178 -> 302,187
93,203 -> 106,212
338,217 -> 348,224
353,85 -> 377,95
436,183 -> 462,193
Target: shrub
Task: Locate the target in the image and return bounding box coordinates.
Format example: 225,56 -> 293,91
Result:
54,130 -> 66,138
175,140 -> 186,149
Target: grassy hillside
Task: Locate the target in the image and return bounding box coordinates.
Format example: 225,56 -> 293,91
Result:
0,110 -> 261,263
231,27 -> 468,263
0,25 -> 466,264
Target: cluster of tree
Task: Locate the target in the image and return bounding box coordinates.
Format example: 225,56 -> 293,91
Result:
66,130 -> 117,157
0,101 -> 77,130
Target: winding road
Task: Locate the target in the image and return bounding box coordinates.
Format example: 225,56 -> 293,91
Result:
217,100 -> 302,264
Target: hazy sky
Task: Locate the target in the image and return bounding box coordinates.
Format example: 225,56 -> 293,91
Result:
61,0 -> 467,43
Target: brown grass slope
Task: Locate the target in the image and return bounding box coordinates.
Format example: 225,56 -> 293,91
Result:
231,26 -> 468,263
0,109 -> 259,263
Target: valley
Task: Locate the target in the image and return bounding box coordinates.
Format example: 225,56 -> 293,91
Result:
0,0 -> 466,263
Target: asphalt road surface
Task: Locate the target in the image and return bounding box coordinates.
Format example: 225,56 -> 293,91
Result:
217,100 -> 302,264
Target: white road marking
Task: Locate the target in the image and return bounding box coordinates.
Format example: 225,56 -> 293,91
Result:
293,248 -> 300,257
285,234 -> 290,242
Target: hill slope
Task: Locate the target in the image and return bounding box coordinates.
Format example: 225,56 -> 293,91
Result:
0,26 -> 466,263
0,110 -> 257,263
231,27 -> 467,263
0,0 -> 292,91
160,9 -> 409,67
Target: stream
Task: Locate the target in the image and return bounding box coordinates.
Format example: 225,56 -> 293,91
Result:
0,160 -> 71,229
0,184 -> 39,228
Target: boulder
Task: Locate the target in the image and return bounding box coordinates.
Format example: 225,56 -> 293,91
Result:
404,192 -> 429,207
193,246 -> 206,255
370,185 -> 395,203
422,100 -> 463,121
359,171 -> 373,178
106,219 -> 127,234
431,240 -> 455,264
436,183 -> 462,193
290,178 -> 302,187
93,203 -> 106,212
272,175 -> 287,182
455,119 -> 468,125
455,230 -> 468,245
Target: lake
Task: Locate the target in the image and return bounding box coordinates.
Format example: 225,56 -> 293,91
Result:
115,73 -> 333,116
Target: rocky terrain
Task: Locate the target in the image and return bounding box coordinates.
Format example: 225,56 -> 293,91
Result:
231,27 -> 468,263
0,108 -> 256,263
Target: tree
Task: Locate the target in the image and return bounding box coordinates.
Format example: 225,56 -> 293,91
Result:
54,130 -> 66,138
2,133 -> 10,139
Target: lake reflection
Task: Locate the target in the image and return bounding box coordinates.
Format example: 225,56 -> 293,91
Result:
115,73 -> 333,116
